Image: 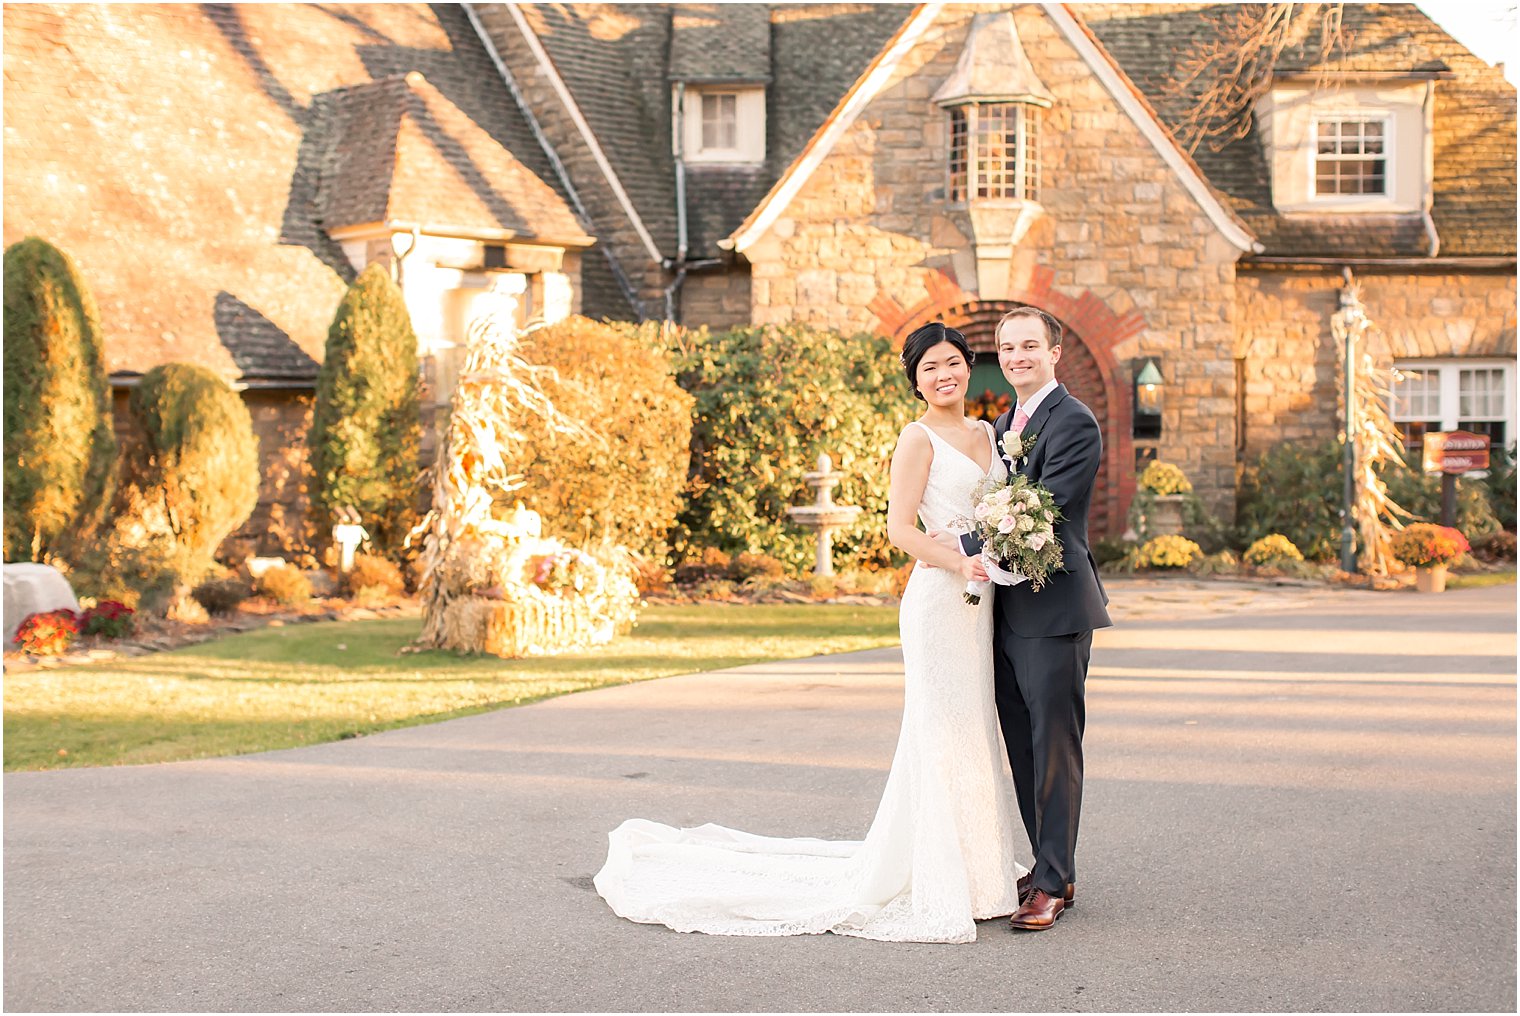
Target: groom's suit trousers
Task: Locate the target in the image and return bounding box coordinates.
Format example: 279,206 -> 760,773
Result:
993,626 -> 1091,895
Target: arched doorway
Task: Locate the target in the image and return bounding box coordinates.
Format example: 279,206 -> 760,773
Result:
897,300 -> 1126,538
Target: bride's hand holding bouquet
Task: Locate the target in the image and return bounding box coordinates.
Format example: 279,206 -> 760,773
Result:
957,474 -> 1064,605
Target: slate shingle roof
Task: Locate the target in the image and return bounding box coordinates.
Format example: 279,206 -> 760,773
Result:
315,73 -> 590,244
488,3 -> 911,261
1076,2 -> 1517,258
2,2 -> 599,382
670,3 -> 772,82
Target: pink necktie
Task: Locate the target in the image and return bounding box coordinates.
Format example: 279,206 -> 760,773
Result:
1012,407 -> 1030,433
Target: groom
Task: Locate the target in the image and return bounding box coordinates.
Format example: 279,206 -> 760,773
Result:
948,307 -> 1112,931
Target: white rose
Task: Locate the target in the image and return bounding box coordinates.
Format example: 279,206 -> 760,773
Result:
1017,515 -> 1035,532
1028,533 -> 1047,552
994,487 -> 1014,505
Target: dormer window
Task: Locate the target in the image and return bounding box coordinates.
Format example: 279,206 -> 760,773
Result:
680,85 -> 765,164
948,102 -> 1041,202
1258,81 -> 1426,213
1314,115 -> 1389,196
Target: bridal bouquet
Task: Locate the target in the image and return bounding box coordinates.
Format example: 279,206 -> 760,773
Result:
958,474 -> 1064,604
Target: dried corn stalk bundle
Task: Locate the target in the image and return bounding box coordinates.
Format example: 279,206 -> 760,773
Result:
1334,282 -> 1413,576
408,278 -> 627,654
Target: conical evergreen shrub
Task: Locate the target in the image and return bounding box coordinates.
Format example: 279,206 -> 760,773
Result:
309,264 -> 421,560
2,236 -> 117,562
107,363 -> 261,600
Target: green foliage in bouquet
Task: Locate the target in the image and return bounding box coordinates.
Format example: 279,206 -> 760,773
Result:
513,317 -> 693,562
309,264 -> 421,561
81,363 -> 260,608
2,237 -> 118,563
661,323 -> 915,573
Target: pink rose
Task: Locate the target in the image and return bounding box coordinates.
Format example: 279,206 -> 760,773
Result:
997,516 -> 1017,534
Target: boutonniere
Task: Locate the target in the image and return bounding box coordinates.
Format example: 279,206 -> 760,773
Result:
1001,429 -> 1038,462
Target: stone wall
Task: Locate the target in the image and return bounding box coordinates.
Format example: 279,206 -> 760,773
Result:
1235,268 -> 1518,462
680,267 -> 751,329
740,4 -> 1244,524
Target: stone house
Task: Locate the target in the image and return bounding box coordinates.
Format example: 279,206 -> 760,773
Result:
3,3 -> 601,547
471,2 -> 1515,535
5,3 -> 1515,547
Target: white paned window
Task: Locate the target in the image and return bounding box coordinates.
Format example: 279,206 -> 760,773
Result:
948,102 -> 1040,202
701,93 -> 737,151
1313,115 -> 1389,196
1391,359 -> 1515,454
681,86 -> 765,164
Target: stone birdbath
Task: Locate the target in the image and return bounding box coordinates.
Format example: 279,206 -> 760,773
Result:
786,453 -> 863,577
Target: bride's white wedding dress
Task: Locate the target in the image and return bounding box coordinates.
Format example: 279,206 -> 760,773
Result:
594,419 -> 1026,943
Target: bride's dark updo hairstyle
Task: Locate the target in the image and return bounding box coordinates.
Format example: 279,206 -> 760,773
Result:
900,321 -> 974,401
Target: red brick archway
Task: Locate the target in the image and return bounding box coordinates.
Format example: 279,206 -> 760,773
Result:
872,269 -> 1145,537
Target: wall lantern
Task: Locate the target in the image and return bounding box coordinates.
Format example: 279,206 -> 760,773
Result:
1133,358 -> 1163,440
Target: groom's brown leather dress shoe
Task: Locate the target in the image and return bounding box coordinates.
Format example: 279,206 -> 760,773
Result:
1009,888 -> 1066,930
1017,873 -> 1075,908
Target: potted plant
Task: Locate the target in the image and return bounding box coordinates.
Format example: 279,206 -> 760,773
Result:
1136,461 -> 1193,536
1390,523 -> 1471,593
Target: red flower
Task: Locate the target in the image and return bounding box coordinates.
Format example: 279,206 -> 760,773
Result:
82,600 -> 136,639
15,608 -> 80,656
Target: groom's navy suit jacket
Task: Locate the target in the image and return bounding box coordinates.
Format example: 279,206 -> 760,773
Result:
964,383 -> 1112,638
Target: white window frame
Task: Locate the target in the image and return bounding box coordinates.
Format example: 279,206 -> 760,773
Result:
1391,358 -> 1516,452
946,101 -> 1041,205
679,86 -> 766,165
1308,111 -> 1395,206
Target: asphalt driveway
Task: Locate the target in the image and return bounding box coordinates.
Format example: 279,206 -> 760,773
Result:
4,581 -> 1515,1012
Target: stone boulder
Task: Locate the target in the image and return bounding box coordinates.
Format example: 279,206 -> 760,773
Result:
4,563 -> 80,646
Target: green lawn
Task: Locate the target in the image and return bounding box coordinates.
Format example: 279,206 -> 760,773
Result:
4,604 -> 900,772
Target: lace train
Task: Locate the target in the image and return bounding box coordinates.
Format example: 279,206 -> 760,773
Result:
594,420 -> 1026,943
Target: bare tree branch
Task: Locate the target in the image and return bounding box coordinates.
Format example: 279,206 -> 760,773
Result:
1168,3 -> 1349,156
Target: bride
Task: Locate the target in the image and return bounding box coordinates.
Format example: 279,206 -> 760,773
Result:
593,322 -> 1028,943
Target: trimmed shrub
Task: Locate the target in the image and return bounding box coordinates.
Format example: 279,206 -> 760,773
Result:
192,577 -> 252,616
309,264 -> 421,560
1482,445 -> 1517,532
1383,456 -> 1503,541
2,237 -> 117,562
256,564 -> 312,606
1243,534 -> 1305,567
1473,529 -> 1516,563
728,552 -> 788,582
511,317 -> 693,561
1237,438 -> 1344,561
345,552 -> 406,605
90,364 -> 260,606
81,600 -> 135,639
663,323 -> 916,573
673,547 -> 731,586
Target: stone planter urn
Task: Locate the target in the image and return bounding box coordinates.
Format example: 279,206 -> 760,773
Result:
1149,495 -> 1186,537
1414,564 -> 1448,594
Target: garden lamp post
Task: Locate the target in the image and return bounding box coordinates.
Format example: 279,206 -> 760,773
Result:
1337,271 -> 1361,573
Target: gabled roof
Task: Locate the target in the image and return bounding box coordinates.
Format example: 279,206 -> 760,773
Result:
727,3 -> 1259,255
1078,2 -> 1517,258
316,72 -> 591,245
480,3 -> 912,263
2,3 -> 604,381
